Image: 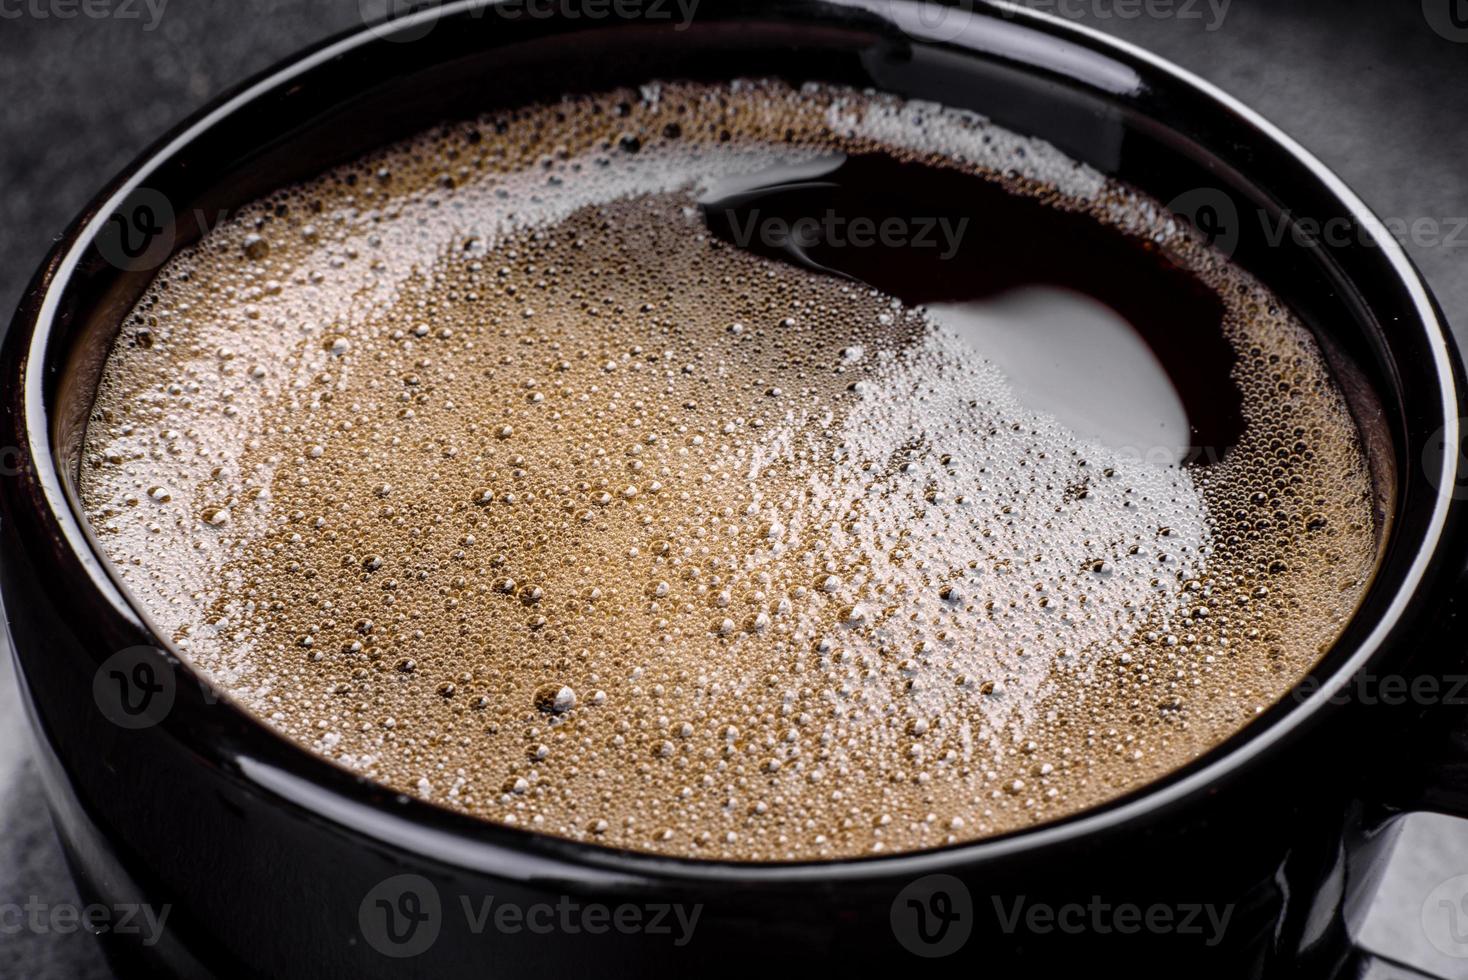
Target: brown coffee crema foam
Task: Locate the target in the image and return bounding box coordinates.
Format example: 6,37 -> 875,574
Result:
81,81 -> 1377,861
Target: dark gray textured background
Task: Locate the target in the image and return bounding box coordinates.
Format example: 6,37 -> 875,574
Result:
0,1 -> 1465,975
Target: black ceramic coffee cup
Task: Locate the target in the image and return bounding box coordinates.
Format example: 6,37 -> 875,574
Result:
3,1 -> 1466,976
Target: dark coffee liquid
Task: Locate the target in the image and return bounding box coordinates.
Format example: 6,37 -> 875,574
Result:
79,81 -> 1377,861
702,153 -> 1243,463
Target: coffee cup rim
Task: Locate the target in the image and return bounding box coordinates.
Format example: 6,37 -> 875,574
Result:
3,0 -> 1460,883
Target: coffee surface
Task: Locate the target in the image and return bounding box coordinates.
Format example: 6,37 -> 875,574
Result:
80,81 -> 1377,860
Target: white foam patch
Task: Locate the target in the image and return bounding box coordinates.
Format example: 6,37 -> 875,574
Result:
760,315 -> 1206,739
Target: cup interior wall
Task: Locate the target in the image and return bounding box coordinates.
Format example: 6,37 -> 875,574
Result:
38,6 -> 1430,835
